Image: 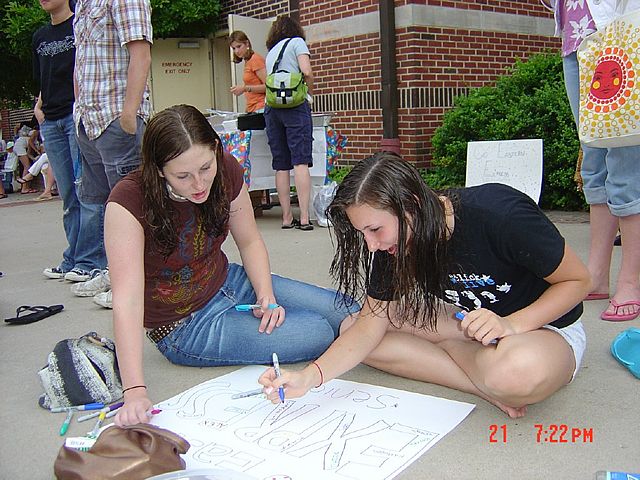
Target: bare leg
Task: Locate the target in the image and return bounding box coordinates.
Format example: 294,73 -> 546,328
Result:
275,170 -> 293,225
587,204 -> 618,295
438,330 -> 574,407
604,213 -> 640,317
342,311 -> 528,417
293,164 -> 311,225
43,164 -> 56,194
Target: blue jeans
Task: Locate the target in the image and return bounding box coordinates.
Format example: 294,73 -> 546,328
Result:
40,114 -> 107,271
157,263 -> 358,367
563,52 -> 640,216
77,117 -> 145,204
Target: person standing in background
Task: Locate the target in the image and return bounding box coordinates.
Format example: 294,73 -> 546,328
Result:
33,0 -> 106,278
229,31 -> 266,113
264,16 -> 315,231
14,126 -> 37,194
544,0 -> 640,322
71,0 -> 152,303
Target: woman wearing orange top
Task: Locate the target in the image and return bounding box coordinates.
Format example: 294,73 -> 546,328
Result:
229,31 -> 266,113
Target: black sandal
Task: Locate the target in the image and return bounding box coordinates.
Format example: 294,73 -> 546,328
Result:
296,222 -> 314,231
282,218 -> 300,229
5,304 -> 64,325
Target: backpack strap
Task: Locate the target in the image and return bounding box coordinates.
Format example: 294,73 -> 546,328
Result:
271,38 -> 294,74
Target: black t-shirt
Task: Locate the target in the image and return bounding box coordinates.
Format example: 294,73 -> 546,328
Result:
368,184 -> 582,329
32,16 -> 75,120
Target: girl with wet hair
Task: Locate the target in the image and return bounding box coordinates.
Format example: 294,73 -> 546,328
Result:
260,151 -> 591,418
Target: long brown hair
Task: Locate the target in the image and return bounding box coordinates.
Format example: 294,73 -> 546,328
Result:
266,15 -> 306,50
228,30 -> 253,64
327,152 -> 451,331
141,104 -> 229,257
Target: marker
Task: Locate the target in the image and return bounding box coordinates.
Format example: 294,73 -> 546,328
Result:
235,303 -> 279,311
272,352 -> 285,403
231,388 -> 264,399
455,311 -> 466,321
77,402 -> 124,422
146,408 -> 162,417
51,402 -> 105,413
59,410 -> 73,436
89,408 -> 108,438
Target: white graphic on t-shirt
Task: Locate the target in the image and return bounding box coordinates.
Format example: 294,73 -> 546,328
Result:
480,291 -> 499,303
444,290 -> 462,307
496,283 -> 512,293
36,35 -> 74,57
460,291 -> 482,309
449,273 -> 495,289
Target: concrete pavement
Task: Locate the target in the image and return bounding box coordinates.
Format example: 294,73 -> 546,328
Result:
0,192 -> 638,479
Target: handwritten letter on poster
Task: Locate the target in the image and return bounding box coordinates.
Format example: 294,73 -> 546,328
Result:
150,366 -> 475,480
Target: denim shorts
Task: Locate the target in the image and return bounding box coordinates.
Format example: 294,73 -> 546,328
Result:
264,102 -> 313,171
156,263 -> 358,367
563,53 -> 640,216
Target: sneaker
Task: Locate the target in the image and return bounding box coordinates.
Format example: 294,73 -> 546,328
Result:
70,269 -> 110,297
93,290 -> 112,309
43,266 -> 67,279
64,268 -> 92,282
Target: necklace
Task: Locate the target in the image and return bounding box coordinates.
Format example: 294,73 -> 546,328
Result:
166,183 -> 188,202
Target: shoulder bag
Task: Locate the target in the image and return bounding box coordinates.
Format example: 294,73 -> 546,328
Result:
577,0 -> 640,147
265,38 -> 308,108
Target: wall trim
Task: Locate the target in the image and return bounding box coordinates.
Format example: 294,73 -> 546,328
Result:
306,5 -> 555,43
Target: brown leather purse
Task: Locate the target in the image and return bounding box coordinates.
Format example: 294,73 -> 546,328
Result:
54,424 -> 190,480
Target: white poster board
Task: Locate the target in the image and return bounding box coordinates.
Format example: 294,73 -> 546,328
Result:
150,366 -> 475,480
466,139 -> 543,203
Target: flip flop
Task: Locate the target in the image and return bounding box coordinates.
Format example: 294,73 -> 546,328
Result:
296,222 -> 314,231
585,292 -> 609,301
601,299 -> 640,322
610,328 -> 640,379
4,304 -> 64,325
281,218 -> 300,229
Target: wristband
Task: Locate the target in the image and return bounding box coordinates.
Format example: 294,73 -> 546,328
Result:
122,385 -> 147,394
311,361 -> 323,387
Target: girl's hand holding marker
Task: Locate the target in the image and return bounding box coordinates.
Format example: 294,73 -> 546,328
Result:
235,303 -> 284,334
455,310 -> 514,345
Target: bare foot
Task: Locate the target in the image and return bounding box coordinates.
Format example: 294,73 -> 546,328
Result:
488,397 -> 528,418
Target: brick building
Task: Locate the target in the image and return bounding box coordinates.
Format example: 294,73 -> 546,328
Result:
222,0 -> 560,167
2,1 -> 561,168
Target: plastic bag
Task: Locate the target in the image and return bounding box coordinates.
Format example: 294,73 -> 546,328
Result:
312,181 -> 338,228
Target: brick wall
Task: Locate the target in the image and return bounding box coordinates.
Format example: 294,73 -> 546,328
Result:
304,0 -> 560,165
218,0 -> 288,30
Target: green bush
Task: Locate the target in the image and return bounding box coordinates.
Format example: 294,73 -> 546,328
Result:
328,166 -> 353,184
428,52 -> 587,211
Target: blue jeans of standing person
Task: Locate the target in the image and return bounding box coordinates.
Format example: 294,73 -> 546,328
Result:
157,263 -> 358,366
76,117 -> 145,270
40,114 -> 107,272
76,117 -> 145,204
563,52 -> 640,216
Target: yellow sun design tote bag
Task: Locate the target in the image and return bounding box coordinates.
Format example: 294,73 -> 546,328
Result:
577,3 -> 640,148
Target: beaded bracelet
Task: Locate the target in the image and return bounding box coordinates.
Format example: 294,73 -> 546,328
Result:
122,385 -> 147,393
311,361 -> 324,387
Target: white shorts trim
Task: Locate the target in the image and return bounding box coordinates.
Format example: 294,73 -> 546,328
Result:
542,319 -> 586,382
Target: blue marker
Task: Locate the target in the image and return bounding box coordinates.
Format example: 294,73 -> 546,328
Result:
51,402 -> 105,413
455,311 -> 466,321
272,352 -> 285,403
235,303 -> 279,312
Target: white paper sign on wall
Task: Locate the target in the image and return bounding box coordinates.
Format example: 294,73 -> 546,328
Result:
465,139 -> 543,203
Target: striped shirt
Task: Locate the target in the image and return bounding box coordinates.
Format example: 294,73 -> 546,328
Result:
73,0 -> 153,140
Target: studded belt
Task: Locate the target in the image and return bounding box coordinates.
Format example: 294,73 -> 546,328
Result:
146,318 -> 185,344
